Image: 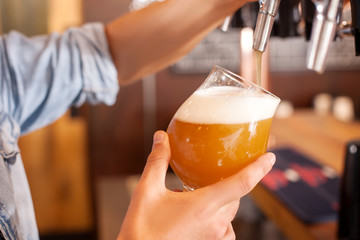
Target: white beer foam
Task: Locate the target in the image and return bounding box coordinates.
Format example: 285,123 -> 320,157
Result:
174,86 -> 280,124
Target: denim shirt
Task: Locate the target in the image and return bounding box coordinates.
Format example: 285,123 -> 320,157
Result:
0,23 -> 119,239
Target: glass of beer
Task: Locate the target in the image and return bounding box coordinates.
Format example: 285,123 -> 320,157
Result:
167,65 -> 280,191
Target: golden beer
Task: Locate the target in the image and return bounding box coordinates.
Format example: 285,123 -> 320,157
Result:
168,84 -> 279,190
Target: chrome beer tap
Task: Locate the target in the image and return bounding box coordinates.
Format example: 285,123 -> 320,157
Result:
306,0 -> 344,73
220,0 -> 281,53
253,0 -> 282,52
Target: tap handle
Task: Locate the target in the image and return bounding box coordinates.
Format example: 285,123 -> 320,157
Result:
274,0 -> 301,38
301,0 -> 316,40
253,0 -> 281,52
350,0 -> 360,56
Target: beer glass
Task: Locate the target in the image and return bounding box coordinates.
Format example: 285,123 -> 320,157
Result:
167,65 -> 280,191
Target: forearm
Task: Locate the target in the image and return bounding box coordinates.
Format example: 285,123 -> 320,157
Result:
105,0 -> 247,85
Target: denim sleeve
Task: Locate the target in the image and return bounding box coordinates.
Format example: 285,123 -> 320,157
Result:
0,22 -> 119,135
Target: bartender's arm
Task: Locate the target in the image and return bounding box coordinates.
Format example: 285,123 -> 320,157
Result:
105,0 -> 247,85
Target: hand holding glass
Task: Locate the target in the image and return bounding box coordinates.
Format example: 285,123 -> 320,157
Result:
167,66 -> 280,191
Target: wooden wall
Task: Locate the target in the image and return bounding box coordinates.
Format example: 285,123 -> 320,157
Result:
19,113 -> 93,234
270,70 -> 360,117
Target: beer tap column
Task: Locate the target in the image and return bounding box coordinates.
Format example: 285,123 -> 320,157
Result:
306,0 -> 344,73
253,0 -> 281,52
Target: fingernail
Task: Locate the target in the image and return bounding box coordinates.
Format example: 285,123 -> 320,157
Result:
269,153 -> 276,166
153,131 -> 165,144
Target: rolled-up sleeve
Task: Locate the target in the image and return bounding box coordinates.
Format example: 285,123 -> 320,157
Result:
0,22 -> 119,135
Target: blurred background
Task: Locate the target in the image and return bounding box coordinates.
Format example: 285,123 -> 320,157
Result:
1,0 -> 360,239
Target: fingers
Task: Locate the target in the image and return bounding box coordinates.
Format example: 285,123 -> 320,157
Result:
140,131 -> 171,188
205,152 -> 276,208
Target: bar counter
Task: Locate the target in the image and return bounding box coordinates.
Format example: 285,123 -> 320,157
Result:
251,109 -> 360,240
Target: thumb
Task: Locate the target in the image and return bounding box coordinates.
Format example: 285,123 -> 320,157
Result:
139,131 -> 171,189
202,152 -> 276,208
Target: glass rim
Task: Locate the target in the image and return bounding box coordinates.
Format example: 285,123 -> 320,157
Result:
213,65 -> 280,101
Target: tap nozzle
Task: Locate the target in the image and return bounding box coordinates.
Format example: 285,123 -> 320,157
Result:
253,0 -> 281,52
306,0 -> 344,73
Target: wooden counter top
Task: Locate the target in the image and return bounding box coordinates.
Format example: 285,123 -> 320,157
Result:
250,109 -> 360,240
